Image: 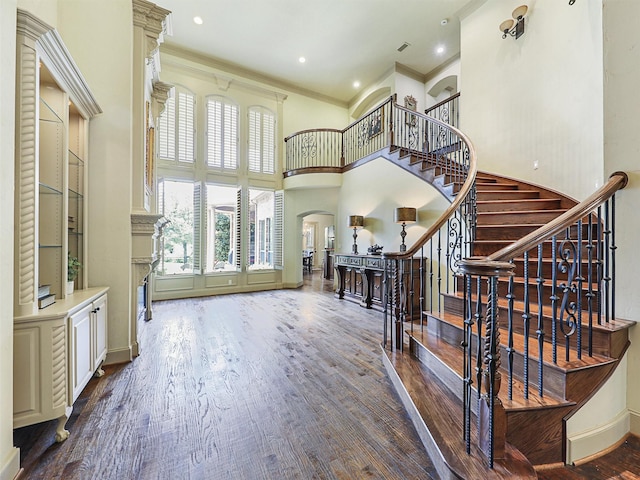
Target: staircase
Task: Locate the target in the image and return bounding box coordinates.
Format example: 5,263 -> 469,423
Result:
283,95 -> 632,478
380,163 -> 633,478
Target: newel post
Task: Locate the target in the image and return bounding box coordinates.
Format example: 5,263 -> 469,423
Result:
458,258 -> 514,468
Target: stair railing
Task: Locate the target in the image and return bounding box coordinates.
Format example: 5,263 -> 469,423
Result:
381,104 -> 477,351
424,92 -> 460,129
458,171 -> 628,468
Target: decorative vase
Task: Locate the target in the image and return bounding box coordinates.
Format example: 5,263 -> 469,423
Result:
66,280 -> 74,295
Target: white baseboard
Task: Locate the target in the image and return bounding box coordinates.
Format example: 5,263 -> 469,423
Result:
104,346 -> 133,365
0,447 -> 19,480
566,409 -> 630,464
629,409 -> 640,434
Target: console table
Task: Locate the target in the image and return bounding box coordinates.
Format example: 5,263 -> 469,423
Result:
333,254 -> 423,319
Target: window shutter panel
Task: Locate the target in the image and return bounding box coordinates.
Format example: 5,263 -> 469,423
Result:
248,109 -> 260,172
178,92 -> 195,163
235,187 -> 243,271
158,98 -> 175,160
264,112 -> 275,174
192,182 -> 202,274
206,99 -> 222,168
274,190 -> 284,270
225,104 -> 238,169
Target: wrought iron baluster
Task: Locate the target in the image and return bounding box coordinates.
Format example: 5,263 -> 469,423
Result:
506,264 -> 515,401
522,250 -> 530,399
475,276 -> 484,410
551,235 -> 558,364
437,229 -> 442,314
603,199 -> 611,323
597,206 -> 603,326
558,227 -> 578,362
420,246 -> 425,329
611,194 -> 617,324
536,244 -> 545,396
587,213 -> 595,356
577,219 -> 583,359
463,273 -> 474,454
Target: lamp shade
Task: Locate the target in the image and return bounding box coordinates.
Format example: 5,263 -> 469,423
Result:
395,207 -> 417,224
499,18 -> 514,33
512,5 -> 528,19
348,215 -> 364,228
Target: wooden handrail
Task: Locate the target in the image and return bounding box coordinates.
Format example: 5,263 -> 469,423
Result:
284,96 -> 396,143
383,108 -> 477,260
487,171 -> 628,263
424,92 -> 460,116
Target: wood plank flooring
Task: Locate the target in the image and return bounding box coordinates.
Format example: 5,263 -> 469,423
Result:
13,272 -> 640,479
14,274 -> 438,479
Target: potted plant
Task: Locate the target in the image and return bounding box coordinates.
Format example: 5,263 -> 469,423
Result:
67,252 -> 81,295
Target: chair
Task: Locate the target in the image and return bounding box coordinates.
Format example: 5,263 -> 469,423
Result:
302,250 -> 313,273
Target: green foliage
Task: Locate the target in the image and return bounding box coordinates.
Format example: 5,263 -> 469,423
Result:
215,212 -> 231,263
68,252 -> 81,282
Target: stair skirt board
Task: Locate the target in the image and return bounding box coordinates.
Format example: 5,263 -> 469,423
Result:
381,345 -> 537,480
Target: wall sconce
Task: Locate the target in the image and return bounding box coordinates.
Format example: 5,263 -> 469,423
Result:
500,5 -> 528,39
394,207 -> 417,252
348,215 -> 364,254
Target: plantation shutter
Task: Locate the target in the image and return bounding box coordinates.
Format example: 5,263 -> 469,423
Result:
248,107 -> 275,174
157,178 -> 165,215
192,182 -> 202,274
273,190 -> 284,270
177,91 -> 195,163
235,187 -> 243,271
207,97 -> 238,169
248,109 -> 260,172
157,97 -> 175,160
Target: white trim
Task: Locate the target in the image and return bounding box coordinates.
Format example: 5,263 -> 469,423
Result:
104,346 -> 133,365
566,409 -> 630,465
0,447 -> 20,480
629,409 -> 640,435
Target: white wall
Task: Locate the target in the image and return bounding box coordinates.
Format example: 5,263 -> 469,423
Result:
57,0 -> 135,363
460,0 -> 604,200
602,0 -> 640,437
337,158 -> 449,255
0,1 -> 20,478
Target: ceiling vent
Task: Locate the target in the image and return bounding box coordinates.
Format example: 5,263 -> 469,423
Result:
397,42 -> 410,52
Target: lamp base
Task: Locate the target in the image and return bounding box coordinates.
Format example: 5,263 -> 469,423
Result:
352,244 -> 358,255
399,244 -> 407,252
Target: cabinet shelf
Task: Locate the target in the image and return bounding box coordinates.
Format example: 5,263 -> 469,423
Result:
40,97 -> 63,124
68,188 -> 84,199
68,150 -> 84,166
39,183 -> 63,195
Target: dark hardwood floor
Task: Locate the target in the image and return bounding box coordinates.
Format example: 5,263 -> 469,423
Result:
13,271 -> 640,479
15,272 -> 438,479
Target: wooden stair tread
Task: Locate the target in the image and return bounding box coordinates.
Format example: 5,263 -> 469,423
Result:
420,311 -> 615,373
382,346 -> 538,479
407,328 -> 573,411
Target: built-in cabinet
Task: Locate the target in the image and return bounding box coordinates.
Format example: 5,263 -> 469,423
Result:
13,10 -> 105,441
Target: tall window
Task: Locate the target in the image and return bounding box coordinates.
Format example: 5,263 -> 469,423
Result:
248,106 -> 275,174
205,184 -> 238,272
158,179 -> 195,275
157,87 -> 195,163
248,189 -> 275,270
206,96 -> 238,170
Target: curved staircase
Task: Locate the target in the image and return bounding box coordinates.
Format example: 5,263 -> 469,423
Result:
381,164 -> 632,478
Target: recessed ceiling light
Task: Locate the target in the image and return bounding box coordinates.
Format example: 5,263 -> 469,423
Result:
436,45 -> 445,55
193,16 -> 203,25
299,57 -> 306,63
353,81 -> 360,88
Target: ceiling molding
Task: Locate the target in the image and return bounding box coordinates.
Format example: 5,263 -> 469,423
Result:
423,53 -> 461,84
160,43 -> 347,108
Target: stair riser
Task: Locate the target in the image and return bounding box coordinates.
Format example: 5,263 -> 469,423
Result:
472,241 -> 597,259
476,183 -> 519,191
441,294 -> 617,357
477,191 -> 540,201
477,200 -> 562,213
455,276 -> 600,305
477,211 -> 565,225
475,223 -> 597,241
